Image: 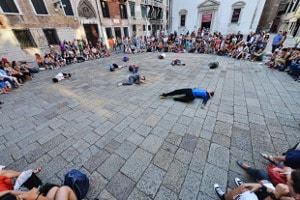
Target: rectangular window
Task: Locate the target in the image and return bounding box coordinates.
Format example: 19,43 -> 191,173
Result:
61,0 -> 74,16
106,27 -> 112,38
148,25 -> 151,31
180,14 -> 186,26
123,27 -> 129,37
132,24 -> 136,32
43,29 -> 60,45
129,2 -> 135,17
31,0 -> 47,15
141,5 -> 146,17
13,29 -> 37,49
231,8 -> 241,23
119,4 -> 128,19
0,0 -> 19,13
143,25 -> 146,31
158,8 -> 163,19
101,0 -> 110,18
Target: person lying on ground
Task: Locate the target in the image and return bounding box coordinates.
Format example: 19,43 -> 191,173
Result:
128,64 -> 139,73
117,74 -> 145,86
52,72 -> 72,83
109,63 -> 127,72
171,58 -> 185,66
159,88 -> 214,109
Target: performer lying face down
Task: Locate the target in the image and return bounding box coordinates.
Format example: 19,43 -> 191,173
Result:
160,88 -> 214,109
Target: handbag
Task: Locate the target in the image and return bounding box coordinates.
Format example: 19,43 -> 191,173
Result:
267,165 -> 286,186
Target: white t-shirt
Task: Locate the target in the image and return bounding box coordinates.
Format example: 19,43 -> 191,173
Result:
55,72 -> 65,81
237,191 -> 258,200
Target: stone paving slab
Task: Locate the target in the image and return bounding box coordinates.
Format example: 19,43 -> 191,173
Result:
0,51 -> 299,199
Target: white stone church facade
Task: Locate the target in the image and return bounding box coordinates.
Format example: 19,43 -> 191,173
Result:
170,0 -> 266,35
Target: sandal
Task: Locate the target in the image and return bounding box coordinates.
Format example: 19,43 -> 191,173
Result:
236,160 -> 250,170
260,153 -> 275,164
33,166 -> 43,174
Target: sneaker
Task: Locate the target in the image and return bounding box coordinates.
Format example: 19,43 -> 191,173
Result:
117,83 -> 123,86
0,165 -> 6,170
214,184 -> 225,200
234,177 -> 244,186
159,94 -> 167,99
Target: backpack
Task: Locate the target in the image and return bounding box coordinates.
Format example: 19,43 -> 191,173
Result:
64,169 -> 89,200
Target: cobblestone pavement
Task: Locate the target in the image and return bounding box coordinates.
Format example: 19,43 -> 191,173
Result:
0,51 -> 299,200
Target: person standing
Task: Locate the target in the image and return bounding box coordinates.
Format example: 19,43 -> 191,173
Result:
272,31 -> 283,53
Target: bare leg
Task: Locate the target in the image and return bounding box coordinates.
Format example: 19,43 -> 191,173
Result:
46,186 -> 59,199
54,186 -> 77,200
0,170 -> 21,178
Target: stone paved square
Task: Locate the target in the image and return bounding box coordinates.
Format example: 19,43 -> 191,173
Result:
0,52 -> 299,199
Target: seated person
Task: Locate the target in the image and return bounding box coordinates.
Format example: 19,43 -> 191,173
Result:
249,47 -> 265,62
117,74 -> 146,86
23,62 -> 39,74
100,45 -> 111,57
0,166 -> 42,191
0,66 -> 23,88
0,77 -> 10,94
11,61 -> 32,80
273,48 -> 292,70
260,149 -> 300,169
83,46 -> 91,60
44,54 -> 56,69
91,46 -> 100,58
214,177 -> 290,200
3,62 -> 27,83
35,53 -> 45,68
52,72 -> 72,83
0,185 -> 77,200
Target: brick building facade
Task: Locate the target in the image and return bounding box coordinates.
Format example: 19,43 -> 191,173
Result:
0,0 -> 168,62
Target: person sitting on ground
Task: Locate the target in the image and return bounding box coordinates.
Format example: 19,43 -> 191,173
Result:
109,63 -> 127,72
44,54 -> 56,70
0,77 -> 10,94
214,177 -> 290,200
52,72 -> 72,83
0,184 -> 77,200
22,62 -> 39,74
171,58 -> 185,66
0,166 -> 42,192
35,53 -> 45,69
273,47 -> 292,70
117,74 -> 146,86
0,65 -> 23,88
236,159 -> 290,187
128,64 -> 139,73
3,62 -> 27,84
159,88 -> 214,109
260,149 -> 300,170
11,61 -> 32,81
249,47 -> 265,62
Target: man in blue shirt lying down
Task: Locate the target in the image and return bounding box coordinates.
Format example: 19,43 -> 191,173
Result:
160,88 -> 214,109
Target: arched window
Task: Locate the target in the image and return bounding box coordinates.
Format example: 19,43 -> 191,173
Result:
179,9 -> 187,27
231,1 -> 245,23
